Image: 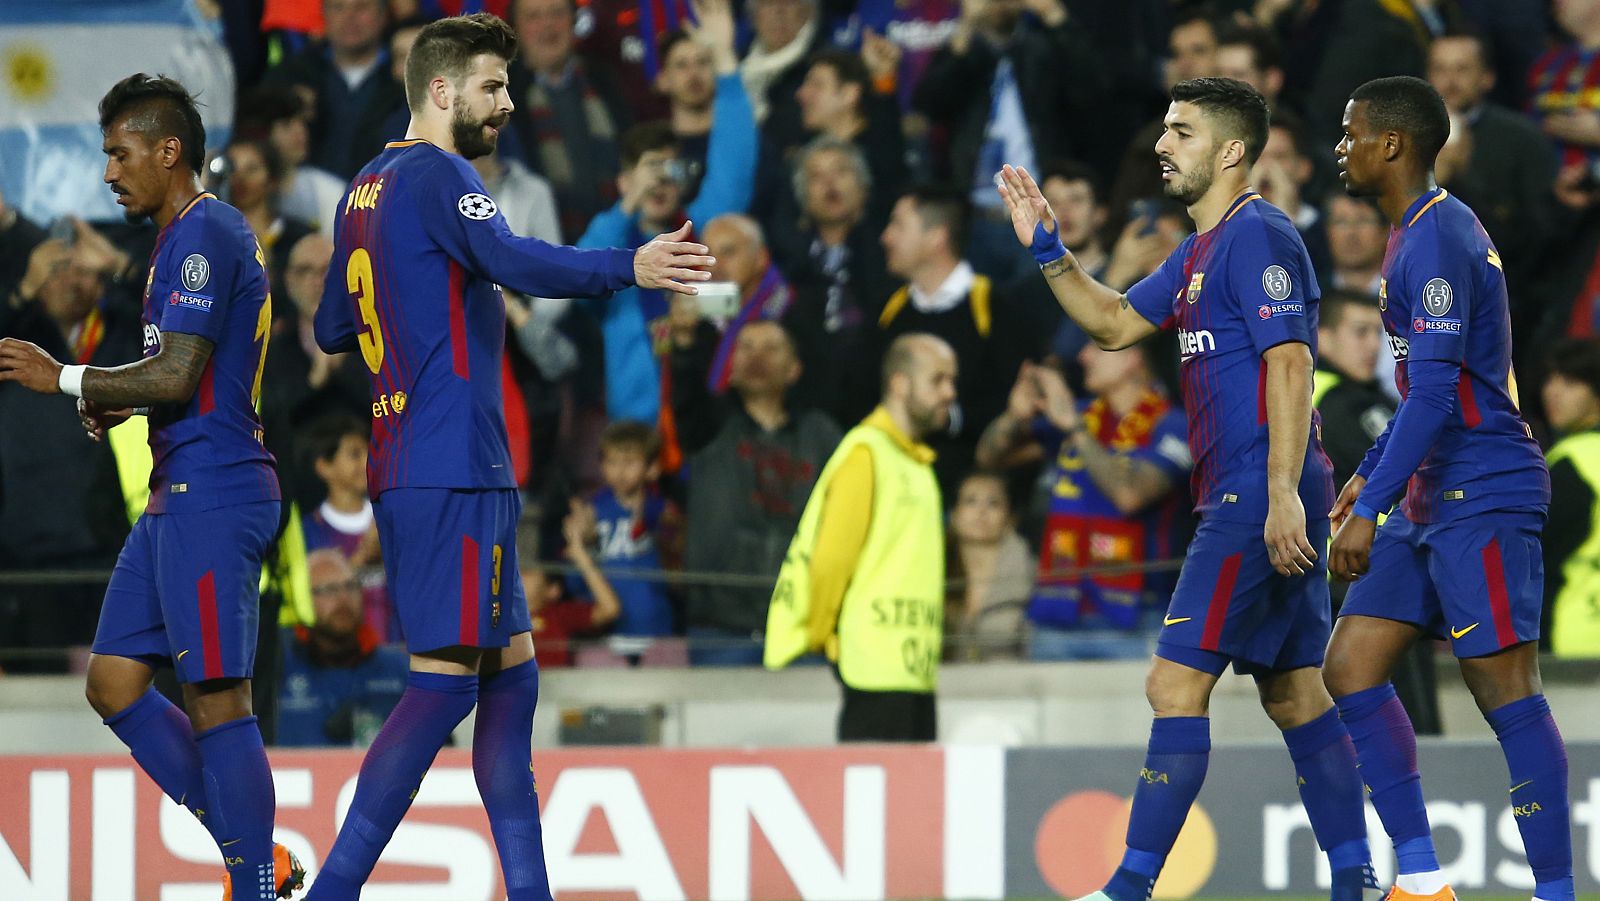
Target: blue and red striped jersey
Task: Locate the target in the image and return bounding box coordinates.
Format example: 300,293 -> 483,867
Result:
1360,188 -> 1548,523
315,140 -> 635,497
1527,45 -> 1600,169
1126,191 -> 1334,524
140,193 -> 279,514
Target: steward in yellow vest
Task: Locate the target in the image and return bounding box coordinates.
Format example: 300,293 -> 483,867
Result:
765,334 -> 956,741
1545,430 -> 1600,658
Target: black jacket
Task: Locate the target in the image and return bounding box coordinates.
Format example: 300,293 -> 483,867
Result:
1314,364 -> 1395,488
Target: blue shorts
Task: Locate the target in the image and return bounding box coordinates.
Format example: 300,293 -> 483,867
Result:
1156,517 -> 1332,677
375,488 -> 532,653
92,501 -> 279,684
1338,510 -> 1543,658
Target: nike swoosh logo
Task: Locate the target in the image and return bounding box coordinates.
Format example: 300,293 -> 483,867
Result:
176,649 -> 190,662
222,839 -> 241,847
1510,780 -> 1534,794
1163,616 -> 1192,627
1450,623 -> 1479,639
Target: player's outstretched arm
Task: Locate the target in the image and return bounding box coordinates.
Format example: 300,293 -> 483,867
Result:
1261,340 -> 1318,577
634,221 -> 717,296
996,164 -> 1158,351
0,332 -> 212,409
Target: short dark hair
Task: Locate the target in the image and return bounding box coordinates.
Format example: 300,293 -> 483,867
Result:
404,13 -> 518,113
99,74 -> 208,175
807,49 -> 870,106
302,415 -> 369,469
1215,21 -> 1281,74
227,138 -> 287,186
1546,339 -> 1600,400
1267,108 -> 1310,161
1349,75 -> 1451,165
1169,76 -> 1271,166
1039,159 -> 1104,206
903,184 -> 971,256
1433,27 -> 1492,70
619,121 -> 676,170
600,420 -> 661,460
1319,289 -> 1380,330
235,85 -> 306,139
659,29 -> 697,68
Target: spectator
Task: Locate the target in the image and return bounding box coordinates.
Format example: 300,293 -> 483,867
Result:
1002,160 -> 1109,367
695,214 -> 797,394
1427,29 -> 1556,305
276,549 -> 410,747
1213,21 -> 1284,110
770,137 -> 894,424
741,0 -> 826,147
298,416 -> 395,641
1292,0 -> 1432,154
1313,290 -> 1394,489
0,189 -> 47,318
524,509 -> 621,667
976,353 -> 1190,661
878,185 -> 1038,496
1530,0 -> 1600,173
913,0 -> 1109,278
1322,193 -> 1386,295
666,318 -> 840,664
1541,338 -> 1600,658
378,15 -> 433,144
238,85 -> 349,231
791,48 -> 908,225
944,470 -> 1031,661
222,138 -> 315,295
654,0 -> 754,205
1253,112 -> 1331,277
264,0 -> 405,180
567,422 -> 681,645
579,116 -> 755,428
765,334 -> 956,742
470,144 -> 562,247
259,233 -> 368,446
507,0 -> 632,242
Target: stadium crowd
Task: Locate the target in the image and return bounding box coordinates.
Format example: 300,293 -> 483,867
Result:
6,0 -> 1600,716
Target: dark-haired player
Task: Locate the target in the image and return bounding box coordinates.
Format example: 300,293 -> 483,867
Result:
998,76 -> 1375,901
304,13 -> 713,901
0,74 -> 300,900
1326,75 -> 1571,901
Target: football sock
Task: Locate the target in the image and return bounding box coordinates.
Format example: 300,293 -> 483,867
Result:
308,671 -> 479,901
474,660 -> 550,901
1280,707 -> 1372,900
1103,716 -> 1210,901
195,716 -> 277,901
1486,695 -> 1574,901
1335,684 -> 1438,875
103,688 -> 219,844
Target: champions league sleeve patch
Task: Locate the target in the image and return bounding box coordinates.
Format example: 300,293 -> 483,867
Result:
458,193 -> 498,220
1422,277 -> 1453,316
181,254 -> 210,291
1261,265 -> 1292,301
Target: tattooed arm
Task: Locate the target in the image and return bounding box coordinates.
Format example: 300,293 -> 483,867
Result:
0,332 -> 213,408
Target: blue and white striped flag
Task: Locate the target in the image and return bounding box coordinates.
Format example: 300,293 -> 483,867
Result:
0,0 -> 234,224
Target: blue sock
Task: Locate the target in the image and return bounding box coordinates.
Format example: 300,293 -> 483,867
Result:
475,660 -> 550,901
195,716 -> 276,901
1281,707 -> 1372,898
1335,684 -> 1437,874
1486,695 -> 1574,901
307,671 -> 479,901
1103,716 -> 1210,901
104,689 -> 219,844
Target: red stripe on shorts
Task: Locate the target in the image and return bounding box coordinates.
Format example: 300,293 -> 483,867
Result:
197,570 -> 223,680
461,534 -> 480,645
1482,537 -> 1518,649
1200,552 -> 1243,651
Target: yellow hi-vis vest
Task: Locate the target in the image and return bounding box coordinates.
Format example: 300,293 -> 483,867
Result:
1547,432 -> 1600,658
106,414 -> 152,525
764,420 -> 944,692
1312,369 -> 1341,409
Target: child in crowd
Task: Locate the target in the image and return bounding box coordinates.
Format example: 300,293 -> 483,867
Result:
522,513 -> 619,667
301,416 -> 395,641
945,470 -> 1033,661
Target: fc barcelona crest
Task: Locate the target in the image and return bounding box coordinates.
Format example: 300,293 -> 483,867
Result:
1186,272 -> 1205,304
1378,278 -> 1388,311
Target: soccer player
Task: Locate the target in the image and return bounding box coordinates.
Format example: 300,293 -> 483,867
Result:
1326,76 -> 1572,901
997,76 -> 1375,901
304,14 -> 712,901
0,75 -> 298,900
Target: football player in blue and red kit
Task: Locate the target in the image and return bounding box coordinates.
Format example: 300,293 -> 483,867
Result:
0,75 -> 300,900
303,14 -> 713,901
1326,76 -> 1572,901
997,76 -> 1375,901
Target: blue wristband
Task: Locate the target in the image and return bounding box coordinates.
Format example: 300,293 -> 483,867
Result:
1351,500 -> 1382,522
1030,220 -> 1066,266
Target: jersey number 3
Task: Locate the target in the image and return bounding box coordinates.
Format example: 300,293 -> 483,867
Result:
347,247 -> 384,374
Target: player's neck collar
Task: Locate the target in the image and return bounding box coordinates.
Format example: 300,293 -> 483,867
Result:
1402,187 -> 1447,229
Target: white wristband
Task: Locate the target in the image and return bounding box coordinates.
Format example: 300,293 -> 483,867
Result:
58,364 -> 86,398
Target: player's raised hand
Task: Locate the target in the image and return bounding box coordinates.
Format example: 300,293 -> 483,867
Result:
634,221 -> 715,296
77,398 -> 133,442
1264,492 -> 1317,577
1329,513 -> 1376,583
1328,473 -> 1366,532
0,337 -> 64,394
996,164 -> 1058,250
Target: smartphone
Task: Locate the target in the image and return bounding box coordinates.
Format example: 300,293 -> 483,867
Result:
1129,198 -> 1162,237
695,281 -> 741,320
